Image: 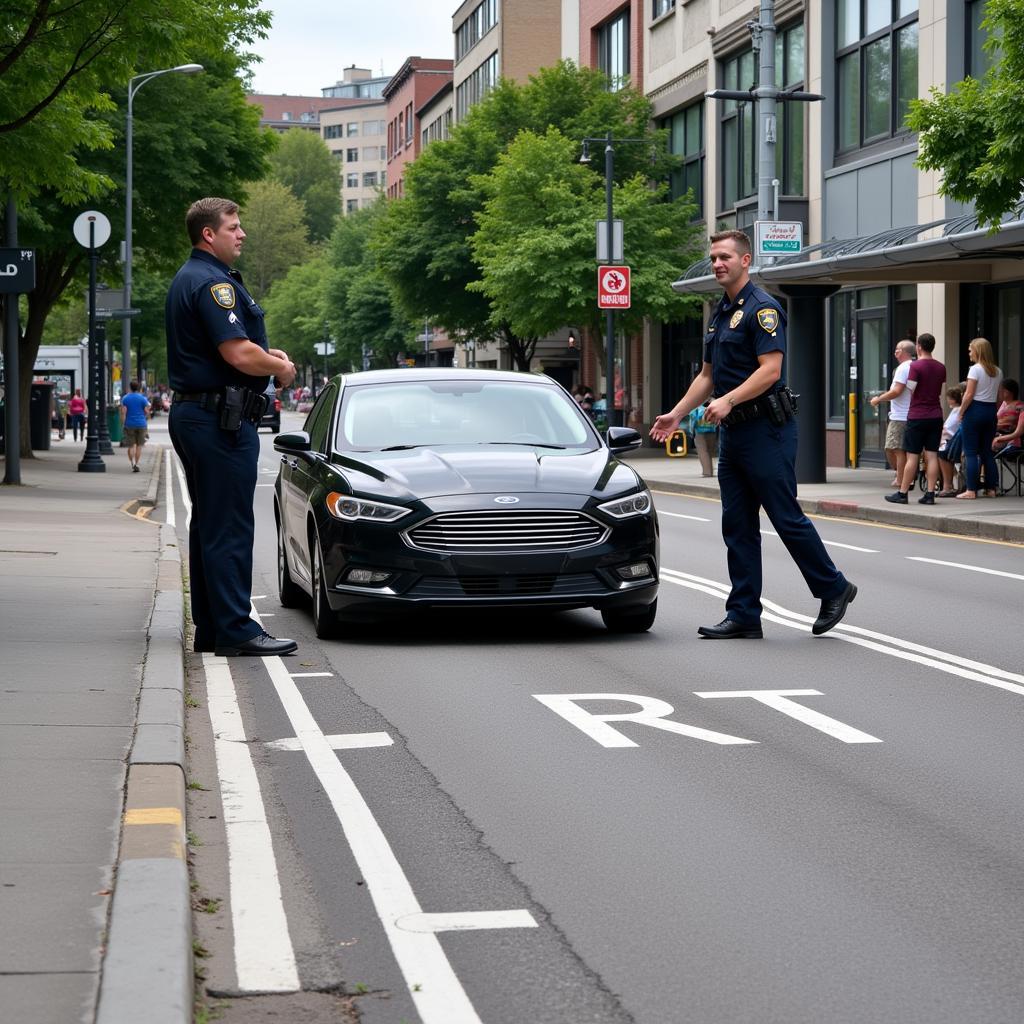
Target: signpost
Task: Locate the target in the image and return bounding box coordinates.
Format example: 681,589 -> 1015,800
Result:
597,266 -> 631,310
0,248 -> 36,295
754,220 -> 802,258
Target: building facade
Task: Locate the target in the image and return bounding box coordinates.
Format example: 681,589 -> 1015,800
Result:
245,94 -> 343,133
320,101 -> 387,214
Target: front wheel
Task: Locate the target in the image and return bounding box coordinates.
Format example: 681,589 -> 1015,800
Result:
601,599 -> 657,634
311,533 -> 342,639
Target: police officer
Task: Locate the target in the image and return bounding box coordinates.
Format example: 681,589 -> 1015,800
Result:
166,197 -> 298,656
651,229 -> 857,638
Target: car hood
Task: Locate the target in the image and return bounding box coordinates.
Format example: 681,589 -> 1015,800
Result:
328,445 -> 642,501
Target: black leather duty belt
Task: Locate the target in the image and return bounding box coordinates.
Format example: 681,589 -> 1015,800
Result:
718,388 -> 798,427
172,388 -> 269,425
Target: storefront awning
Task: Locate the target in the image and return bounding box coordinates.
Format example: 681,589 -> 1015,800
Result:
672,208 -> 1024,295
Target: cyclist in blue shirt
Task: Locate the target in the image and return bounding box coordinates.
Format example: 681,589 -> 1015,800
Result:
120,379 -> 151,472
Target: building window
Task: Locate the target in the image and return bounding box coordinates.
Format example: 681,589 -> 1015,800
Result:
405,103 -> 414,143
362,146 -> 380,162
663,101 -> 704,219
967,0 -> 999,78
380,145 -> 386,160
456,51 -> 499,120
346,147 -> 358,162
323,124 -> 343,140
836,0 -> 918,152
597,10 -> 630,91
653,0 -> 674,17
456,0 -> 498,63
362,119 -> 385,135
362,171 -> 378,187
346,172 -> 359,188
281,112 -> 291,121
397,112 -> 404,147
346,122 -> 359,136
346,199 -> 359,213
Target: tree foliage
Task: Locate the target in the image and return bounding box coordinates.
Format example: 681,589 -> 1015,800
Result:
236,179 -> 311,298
907,0 -> 1024,228
269,128 -> 342,242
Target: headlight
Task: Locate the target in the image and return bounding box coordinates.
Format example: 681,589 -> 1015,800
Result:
598,489 -> 653,519
326,492 -> 411,523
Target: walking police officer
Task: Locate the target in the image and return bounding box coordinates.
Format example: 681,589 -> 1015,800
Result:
651,229 -> 856,638
166,197 -> 298,656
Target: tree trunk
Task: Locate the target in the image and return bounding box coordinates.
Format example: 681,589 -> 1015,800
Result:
502,324 -> 537,372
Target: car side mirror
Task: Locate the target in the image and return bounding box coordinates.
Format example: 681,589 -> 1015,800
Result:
606,426 -> 642,453
273,430 -> 311,454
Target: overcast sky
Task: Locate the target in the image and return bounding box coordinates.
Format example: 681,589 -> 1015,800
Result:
249,1 -> 459,96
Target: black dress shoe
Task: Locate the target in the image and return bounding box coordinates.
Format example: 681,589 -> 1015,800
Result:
812,582 -> 857,636
697,618 -> 763,639
215,631 -> 298,657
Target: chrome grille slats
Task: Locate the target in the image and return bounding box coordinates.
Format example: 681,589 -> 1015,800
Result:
403,509 -> 608,553
407,573 -> 602,598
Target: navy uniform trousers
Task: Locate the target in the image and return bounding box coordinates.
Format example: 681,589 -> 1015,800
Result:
718,415 -> 848,624
169,402 -> 262,648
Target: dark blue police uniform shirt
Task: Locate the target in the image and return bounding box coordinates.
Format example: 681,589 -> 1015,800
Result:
703,280 -> 787,398
165,249 -> 270,393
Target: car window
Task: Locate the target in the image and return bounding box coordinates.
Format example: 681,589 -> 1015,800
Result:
336,379 -> 595,451
304,386 -> 336,453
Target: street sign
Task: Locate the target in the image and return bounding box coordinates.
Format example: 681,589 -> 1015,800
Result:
95,308 -> 141,320
73,210 -> 112,249
597,265 -> 630,309
0,248 -> 35,294
595,220 -> 623,262
313,341 -> 336,356
754,220 -> 802,257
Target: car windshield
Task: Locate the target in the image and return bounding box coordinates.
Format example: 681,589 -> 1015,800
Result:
337,379 -> 596,451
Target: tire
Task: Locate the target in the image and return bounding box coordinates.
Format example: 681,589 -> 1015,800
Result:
601,599 -> 657,634
277,521 -> 305,608
311,533 -> 342,639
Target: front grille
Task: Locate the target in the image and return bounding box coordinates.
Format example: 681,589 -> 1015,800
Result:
404,509 -> 607,553
408,572 -> 603,598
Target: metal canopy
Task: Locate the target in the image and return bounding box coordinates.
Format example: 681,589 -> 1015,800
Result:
673,206 -> 1024,295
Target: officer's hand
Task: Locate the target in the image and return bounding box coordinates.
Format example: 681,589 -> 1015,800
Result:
704,397 -> 732,424
649,414 -> 680,442
275,358 -> 297,388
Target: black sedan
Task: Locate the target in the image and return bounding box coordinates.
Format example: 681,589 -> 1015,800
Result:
273,368 -> 658,638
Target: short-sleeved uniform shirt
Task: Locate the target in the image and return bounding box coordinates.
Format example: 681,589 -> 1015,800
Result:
906,358 -> 946,420
703,279 -> 787,397
165,249 -> 270,394
121,391 -> 150,428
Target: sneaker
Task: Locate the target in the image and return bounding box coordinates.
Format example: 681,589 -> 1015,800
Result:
132,464 -> 140,473
884,491 -> 908,504
918,491 -> 935,504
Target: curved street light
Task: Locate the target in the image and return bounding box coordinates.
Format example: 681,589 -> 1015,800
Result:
123,64 -> 203,394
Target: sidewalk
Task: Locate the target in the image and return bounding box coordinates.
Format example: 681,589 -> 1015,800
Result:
625,448 -> 1024,544
0,432 -> 188,1024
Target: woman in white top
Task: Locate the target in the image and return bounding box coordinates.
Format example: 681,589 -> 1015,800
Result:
956,337 -> 1003,499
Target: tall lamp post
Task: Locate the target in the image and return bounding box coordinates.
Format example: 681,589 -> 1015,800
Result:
123,64 -> 203,396
580,132 -> 645,428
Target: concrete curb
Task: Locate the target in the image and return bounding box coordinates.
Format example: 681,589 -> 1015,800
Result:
97,466 -> 192,1024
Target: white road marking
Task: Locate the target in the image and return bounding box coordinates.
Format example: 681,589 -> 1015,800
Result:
531,694 -> 756,749
266,732 -> 394,752
905,556 -> 1024,581
760,529 -> 876,553
262,655 -> 534,1022
256,483 -> 275,488
695,690 -> 883,743
659,511 -> 712,522
164,449 -> 175,528
252,595 -> 268,601
203,655 -> 299,992
173,455 -> 190,529
290,672 -> 334,678
660,567 -> 1024,697
396,911 -> 538,934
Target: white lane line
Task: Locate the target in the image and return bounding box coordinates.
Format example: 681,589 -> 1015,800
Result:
164,449 -> 175,528
396,911 -> 538,934
906,556 -> 1024,582
252,595 -> 268,601
173,454 -> 191,529
256,483 -> 275,488
261,655 -> 534,1022
760,528 -> 877,553
659,511 -> 712,522
660,567 -> 1024,697
266,732 -> 394,752
203,654 -> 300,993
290,672 -> 334,678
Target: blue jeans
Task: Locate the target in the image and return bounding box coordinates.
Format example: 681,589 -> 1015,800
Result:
961,400 -> 998,492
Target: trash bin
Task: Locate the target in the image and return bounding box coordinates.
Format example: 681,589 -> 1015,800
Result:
29,381 -> 54,451
107,404 -> 123,443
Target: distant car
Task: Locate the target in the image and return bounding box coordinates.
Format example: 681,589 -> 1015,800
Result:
260,394 -> 282,433
273,368 -> 659,638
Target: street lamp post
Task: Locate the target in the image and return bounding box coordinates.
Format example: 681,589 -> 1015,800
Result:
123,64 -> 203,399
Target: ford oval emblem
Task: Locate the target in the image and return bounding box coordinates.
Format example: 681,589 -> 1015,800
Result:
494,495 -> 520,504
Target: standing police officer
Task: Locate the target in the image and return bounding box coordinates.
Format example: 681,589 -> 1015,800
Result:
166,197 -> 298,656
651,229 -> 857,638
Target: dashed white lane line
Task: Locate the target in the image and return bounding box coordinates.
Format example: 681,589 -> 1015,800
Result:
659,511 -> 712,522
290,672 -> 334,678
164,449 -> 175,528
906,556 -> 1024,581
265,732 -> 394,752
203,654 -> 300,993
760,529 -> 877,553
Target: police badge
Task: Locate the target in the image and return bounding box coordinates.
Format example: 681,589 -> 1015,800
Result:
756,308 -> 779,332
729,310 -> 744,329
210,283 -> 236,309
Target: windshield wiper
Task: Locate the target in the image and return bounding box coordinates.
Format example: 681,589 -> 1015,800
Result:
484,441 -> 567,449
379,444 -> 425,451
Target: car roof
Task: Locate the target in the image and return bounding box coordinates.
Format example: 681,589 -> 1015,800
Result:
337,368 -> 558,387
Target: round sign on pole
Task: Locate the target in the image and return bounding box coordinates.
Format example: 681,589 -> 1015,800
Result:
73,210 -> 112,249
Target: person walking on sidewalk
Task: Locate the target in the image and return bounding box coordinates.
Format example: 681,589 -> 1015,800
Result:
650,229 -> 856,639
687,402 -> 718,477
870,338 -> 914,488
955,337 -> 1002,499
119,380 -> 150,472
68,389 -> 87,441
886,333 -> 946,505
166,197 -> 299,657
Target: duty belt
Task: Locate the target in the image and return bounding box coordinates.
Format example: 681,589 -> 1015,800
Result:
719,387 -> 798,427
172,388 -> 269,425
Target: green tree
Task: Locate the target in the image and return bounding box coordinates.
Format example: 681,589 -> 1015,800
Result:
907,0 -> 1023,228
269,128 -> 342,242
469,129 -> 702,367
264,255 -> 331,373
236,179 -> 310,298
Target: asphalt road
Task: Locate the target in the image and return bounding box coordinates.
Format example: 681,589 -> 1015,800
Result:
176,414 -> 1024,1024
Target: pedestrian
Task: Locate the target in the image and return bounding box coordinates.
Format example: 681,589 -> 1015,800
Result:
955,338 -> 1003,499
686,401 -> 718,477
937,384 -> 964,497
650,229 -> 856,639
120,379 -> 150,472
68,388 -> 87,441
166,197 -> 298,657
870,338 -> 915,488
886,333 -> 946,505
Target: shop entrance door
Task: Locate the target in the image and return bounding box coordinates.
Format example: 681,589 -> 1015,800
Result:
854,311 -> 889,466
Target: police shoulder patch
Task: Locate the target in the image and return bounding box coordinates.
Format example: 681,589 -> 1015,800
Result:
757,307 -> 779,332
210,283 -> 235,309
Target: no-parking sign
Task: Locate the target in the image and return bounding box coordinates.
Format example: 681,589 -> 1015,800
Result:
597,265 -> 630,309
